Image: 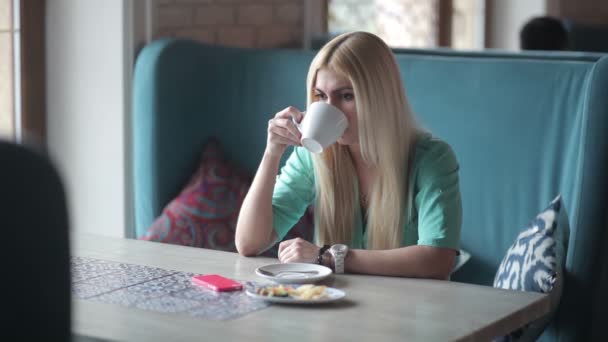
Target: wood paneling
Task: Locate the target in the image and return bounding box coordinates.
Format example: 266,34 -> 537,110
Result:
20,0 -> 46,146
438,0 -> 453,47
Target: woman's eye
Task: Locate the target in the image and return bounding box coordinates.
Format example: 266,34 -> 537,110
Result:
343,93 -> 354,101
315,93 -> 327,100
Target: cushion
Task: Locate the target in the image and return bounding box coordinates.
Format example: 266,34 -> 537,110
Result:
140,139 -> 314,257
493,195 -> 569,342
452,249 -> 471,273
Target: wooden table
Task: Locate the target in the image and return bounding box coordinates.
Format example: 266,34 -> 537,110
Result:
72,234 -> 550,342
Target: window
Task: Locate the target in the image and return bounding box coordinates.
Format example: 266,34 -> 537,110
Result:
452,0 -> 485,49
327,0 -> 484,49
329,0 -> 439,48
0,0 -> 19,141
1,0 -> 46,145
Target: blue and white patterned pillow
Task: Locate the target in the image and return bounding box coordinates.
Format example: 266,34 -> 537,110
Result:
493,195 -> 569,342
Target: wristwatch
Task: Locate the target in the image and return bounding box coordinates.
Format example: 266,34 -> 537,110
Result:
329,244 -> 349,274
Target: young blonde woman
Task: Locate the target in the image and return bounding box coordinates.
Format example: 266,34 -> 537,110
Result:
235,31 -> 462,280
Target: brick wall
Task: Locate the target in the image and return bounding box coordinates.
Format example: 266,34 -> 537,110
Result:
557,0 -> 608,26
155,0 -> 305,48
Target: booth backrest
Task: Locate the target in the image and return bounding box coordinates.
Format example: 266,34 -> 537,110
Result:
132,39 -> 608,341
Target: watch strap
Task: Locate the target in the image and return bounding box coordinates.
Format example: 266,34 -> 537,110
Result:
317,244 -> 330,265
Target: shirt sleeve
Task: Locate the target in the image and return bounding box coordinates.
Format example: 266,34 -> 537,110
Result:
414,140 -> 462,250
272,147 -> 316,241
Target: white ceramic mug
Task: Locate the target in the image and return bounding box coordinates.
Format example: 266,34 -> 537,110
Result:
293,101 -> 349,154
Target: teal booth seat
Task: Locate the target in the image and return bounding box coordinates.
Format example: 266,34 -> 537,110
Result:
132,39 -> 608,341
393,46 -> 606,61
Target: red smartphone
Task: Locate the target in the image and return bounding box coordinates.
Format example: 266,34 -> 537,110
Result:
191,274 -> 243,292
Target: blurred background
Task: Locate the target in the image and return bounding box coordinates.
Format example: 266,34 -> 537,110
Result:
1,0 -> 607,238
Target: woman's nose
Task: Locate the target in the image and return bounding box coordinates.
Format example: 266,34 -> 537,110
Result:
326,97 -> 338,107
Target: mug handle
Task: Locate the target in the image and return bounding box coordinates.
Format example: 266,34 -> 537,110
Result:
291,112 -> 305,132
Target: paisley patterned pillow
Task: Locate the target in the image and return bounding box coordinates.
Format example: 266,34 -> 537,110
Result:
493,195 -> 569,342
140,139 -> 314,256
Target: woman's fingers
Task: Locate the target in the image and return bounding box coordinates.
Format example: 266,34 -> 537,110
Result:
271,118 -> 301,142
278,238 -> 317,264
269,119 -> 300,145
277,106 -> 303,122
275,107 -> 303,138
265,106 -> 304,156
279,249 -> 296,263
270,136 -> 297,147
268,123 -> 300,146
278,239 -> 299,262
278,238 -> 296,256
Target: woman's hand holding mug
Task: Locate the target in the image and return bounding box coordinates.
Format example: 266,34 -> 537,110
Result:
266,102 -> 349,158
265,106 -> 303,158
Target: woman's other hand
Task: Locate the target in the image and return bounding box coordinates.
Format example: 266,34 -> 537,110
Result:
278,238 -> 319,264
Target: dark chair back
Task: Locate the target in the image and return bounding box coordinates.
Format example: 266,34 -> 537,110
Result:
0,141 -> 71,340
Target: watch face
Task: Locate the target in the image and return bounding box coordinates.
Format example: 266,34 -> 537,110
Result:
331,244 -> 348,254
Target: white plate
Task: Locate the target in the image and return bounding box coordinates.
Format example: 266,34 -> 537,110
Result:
255,263 -> 332,284
246,286 -> 345,304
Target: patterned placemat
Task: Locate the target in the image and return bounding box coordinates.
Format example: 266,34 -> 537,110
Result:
71,256 -> 269,320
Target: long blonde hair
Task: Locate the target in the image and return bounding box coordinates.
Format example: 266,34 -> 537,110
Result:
308,32 -> 417,250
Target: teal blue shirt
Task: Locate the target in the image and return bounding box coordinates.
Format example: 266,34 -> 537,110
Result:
271,135 -> 462,250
